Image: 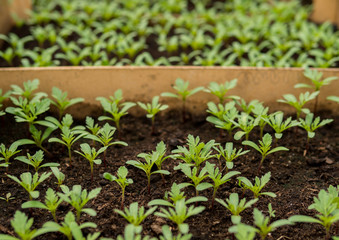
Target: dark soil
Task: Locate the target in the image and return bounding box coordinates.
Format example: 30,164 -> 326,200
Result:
0,109 -> 338,239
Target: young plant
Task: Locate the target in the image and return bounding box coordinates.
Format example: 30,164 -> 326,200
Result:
58,185 -> 101,221
251,102 -> 269,138
85,116 -> 101,145
38,114 -> 85,132
137,96 -> 169,134
155,198 -> 205,234
0,211 -> 49,240
214,142 -> 249,172
0,192 -> 15,203
116,224 -> 153,240
49,87 -> 84,119
237,172 -> 277,199
205,161 -> 241,207
327,96 -> 339,104
235,99 -> 261,114
228,215 -> 257,240
216,193 -> 258,216
103,166 -> 133,209
42,211 -> 97,240
84,123 -> 127,167
159,225 -> 192,240
0,142 -> 21,169
50,167 -> 65,189
242,133 -> 289,174
49,126 -> 87,165
15,150 -> 59,173
10,79 -> 47,101
7,171 -> 51,200
205,79 -> 238,104
75,143 -> 107,182
114,202 -> 157,226
298,113 -> 333,151
22,188 -> 63,222
172,134 -> 216,170
296,68 -> 338,113
232,112 -> 260,141
161,78 -> 204,122
289,186 -> 339,240
126,151 -> 170,194
277,91 -> 319,119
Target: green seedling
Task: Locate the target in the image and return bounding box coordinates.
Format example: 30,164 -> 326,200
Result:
84,123 -> 127,167
0,47 -> 16,66
295,68 -> 338,113
155,198 -> 205,234
69,223 -> 102,240
10,79 -> 47,101
216,193 -> 258,216
235,99 -> 260,114
85,116 -> 101,145
214,142 -> 249,172
0,142 -> 21,170
204,79 -> 238,104
159,224 -> 192,240
242,133 -> 289,174
50,87 -> 84,119
172,134 -> 216,170
15,150 -> 59,172
148,182 -> 208,208
98,97 -> 136,132
277,91 -> 319,119
50,167 -> 65,189
96,89 -> 124,106
238,172 -> 276,199
49,126 -> 87,165
0,192 -> 15,203
15,124 -> 56,155
21,46 -> 60,67
42,211 -> 97,240
0,211 -> 49,240
161,78 -> 204,122
58,185 -> 101,221
251,102 -> 269,138
289,186 -> 339,240
22,188 -> 63,222
137,96 -> 169,134
0,89 -> 12,104
127,150 -> 170,194
174,163 -> 211,197
228,215 -> 257,240
232,112 -> 260,141
116,224 -> 154,240
115,202 -> 157,226
7,171 -> 51,200
103,166 -> 133,209
75,143 -> 107,182
263,111 -> 300,142
206,101 -> 237,121
298,113 -> 333,152
38,114 -> 85,133
205,162 -> 241,207
327,96 -> 339,104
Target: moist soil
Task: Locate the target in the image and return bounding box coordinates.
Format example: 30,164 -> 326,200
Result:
0,110 -> 338,239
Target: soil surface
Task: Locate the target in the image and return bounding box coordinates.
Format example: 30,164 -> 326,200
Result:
0,109 -> 338,239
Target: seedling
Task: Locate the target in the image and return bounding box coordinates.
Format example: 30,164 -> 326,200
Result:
148,182 -> 208,207
298,113 -> 333,152
0,142 -> 21,170
228,215 -> 257,240
205,162 -> 241,207
206,101 -> 237,121
159,225 -> 192,240
42,211 -> 97,240
251,102 -> 269,138
85,116 -> 101,145
22,188 -> 63,222
214,142 -> 249,172
174,163 -> 211,197
289,186 -> 339,240
235,99 -> 261,114
38,114 -> 85,133
0,211 -> 49,240
0,89 -> 12,104
231,112 -> 260,141
242,133 -> 289,174
220,191 -> 259,217
277,91 -> 319,119
327,96 -> 339,104
172,134 -> 216,170
114,202 -> 157,226
7,171 -> 51,200
49,87 -> 84,119
116,224 -> 153,240
161,78 -> 204,122
58,185 -> 101,221
10,79 -> 46,101
204,79 -> 238,104
0,192 -> 15,203
103,166 -> 133,209
295,68 -> 338,113
238,172 -> 276,199
127,151 -> 170,194
263,111 -> 300,142
15,150 -> 59,172
155,198 -> 205,234
84,123 -> 127,167
49,126 -> 87,165
137,96 -> 169,134
50,167 -> 65,189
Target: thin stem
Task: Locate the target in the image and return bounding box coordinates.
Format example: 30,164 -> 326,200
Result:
147,174 -> 151,194
257,156 -> 265,175
121,188 -> 125,210
90,162 -> 94,183
68,146 -> 72,165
